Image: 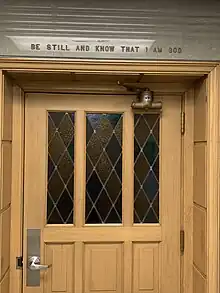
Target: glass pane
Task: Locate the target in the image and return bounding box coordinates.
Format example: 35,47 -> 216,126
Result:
86,113 -> 122,224
134,114 -> 160,223
47,112 -> 75,224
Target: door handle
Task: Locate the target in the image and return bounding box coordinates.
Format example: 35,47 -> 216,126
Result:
28,256 -> 50,271
26,229 -> 48,287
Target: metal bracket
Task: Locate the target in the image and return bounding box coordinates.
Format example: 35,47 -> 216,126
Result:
16,256 -> 23,269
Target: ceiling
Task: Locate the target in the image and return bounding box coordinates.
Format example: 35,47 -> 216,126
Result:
8,71 -> 205,94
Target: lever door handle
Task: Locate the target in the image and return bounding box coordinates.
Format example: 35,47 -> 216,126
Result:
28,256 -> 50,271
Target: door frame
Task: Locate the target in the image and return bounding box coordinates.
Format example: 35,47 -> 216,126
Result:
0,59 -> 219,293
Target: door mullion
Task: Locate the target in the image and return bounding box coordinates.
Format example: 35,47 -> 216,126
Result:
74,110 -> 86,227
122,110 -> 134,227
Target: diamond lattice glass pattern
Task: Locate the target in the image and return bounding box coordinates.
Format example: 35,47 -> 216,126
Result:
134,114 -> 160,223
86,113 -> 122,224
47,112 -> 75,224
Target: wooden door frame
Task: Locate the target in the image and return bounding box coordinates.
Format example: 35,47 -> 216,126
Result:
0,59 -> 219,293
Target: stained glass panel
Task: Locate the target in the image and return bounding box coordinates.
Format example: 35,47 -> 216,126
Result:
47,112 -> 75,224
86,113 -> 122,224
134,114 -> 160,223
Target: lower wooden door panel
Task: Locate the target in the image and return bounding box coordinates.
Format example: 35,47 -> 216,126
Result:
44,241 -> 159,293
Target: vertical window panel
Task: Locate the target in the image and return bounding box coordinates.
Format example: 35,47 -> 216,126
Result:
47,112 -> 75,224
86,113 -> 122,224
134,114 -> 160,223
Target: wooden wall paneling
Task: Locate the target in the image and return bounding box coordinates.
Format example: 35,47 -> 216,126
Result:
1,208 -> 11,279
206,65 -> 220,293
192,76 -> 208,293
193,266 -> 206,293
9,85 -> 24,293
1,142 -> 12,210
193,205 -> 207,274
0,72 -> 13,293
2,75 -> 13,141
0,71 -> 3,213
193,143 -> 207,208
0,270 -> 9,293
0,70 -> 3,292
194,78 -> 207,142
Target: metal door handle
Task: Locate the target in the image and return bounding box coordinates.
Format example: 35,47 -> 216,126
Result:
28,256 -> 50,271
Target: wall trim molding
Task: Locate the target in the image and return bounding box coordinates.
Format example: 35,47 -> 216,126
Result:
0,58 -> 218,75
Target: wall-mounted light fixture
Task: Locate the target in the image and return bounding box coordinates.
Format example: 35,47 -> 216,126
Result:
117,81 -> 162,111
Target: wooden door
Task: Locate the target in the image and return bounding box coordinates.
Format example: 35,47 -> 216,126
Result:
23,93 -> 181,293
